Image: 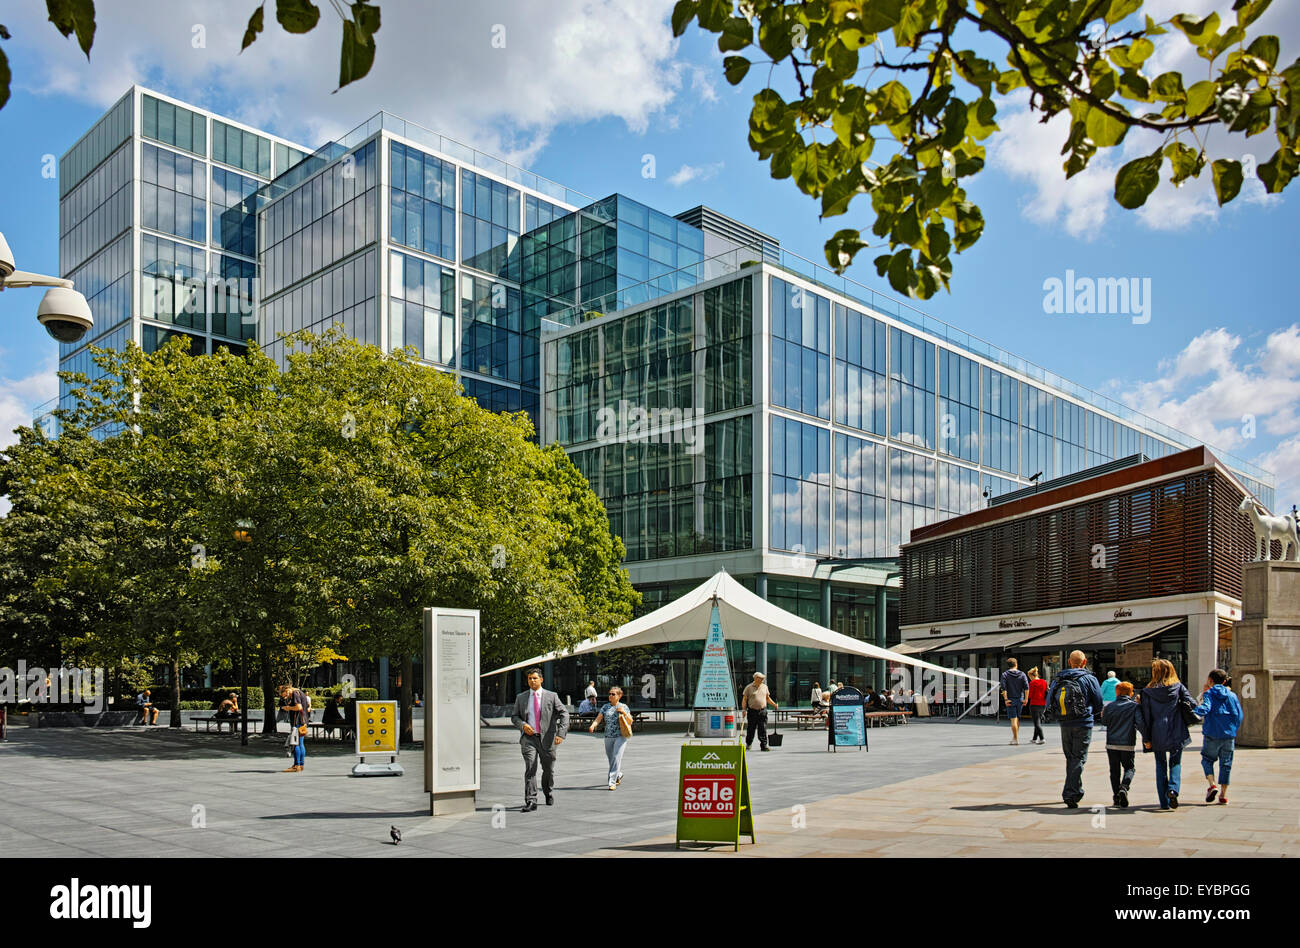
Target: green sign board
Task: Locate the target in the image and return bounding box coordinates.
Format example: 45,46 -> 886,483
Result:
675,743 -> 754,850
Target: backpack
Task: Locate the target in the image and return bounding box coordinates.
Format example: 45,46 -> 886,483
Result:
1048,676 -> 1089,722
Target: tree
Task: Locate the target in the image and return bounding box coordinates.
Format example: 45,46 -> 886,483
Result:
672,0 -> 1298,297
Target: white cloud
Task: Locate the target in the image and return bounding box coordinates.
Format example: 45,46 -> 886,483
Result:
0,354 -> 58,448
1110,324 -> 1300,504
7,0 -> 687,169
667,160 -> 724,187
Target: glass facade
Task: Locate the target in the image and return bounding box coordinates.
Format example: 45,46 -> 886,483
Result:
938,349 -> 978,463
389,140 -> 456,262
461,168 -> 520,281
60,92 -> 132,197
770,414 -> 830,555
834,302 -> 887,435
771,276 -> 831,419
141,233 -> 206,331
60,140 -> 132,274
890,327 -> 936,449
460,273 -> 521,381
141,142 -> 207,243
211,167 -> 260,257
141,94 -> 206,156
212,119 -> 271,177
389,250 -> 456,365
834,433 -> 888,557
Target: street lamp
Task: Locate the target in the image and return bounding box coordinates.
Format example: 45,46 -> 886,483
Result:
0,230 -> 94,343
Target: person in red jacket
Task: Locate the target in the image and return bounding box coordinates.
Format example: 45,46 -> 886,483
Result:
1026,667 -> 1049,745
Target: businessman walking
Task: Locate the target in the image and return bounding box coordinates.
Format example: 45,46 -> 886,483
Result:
511,667 -> 570,812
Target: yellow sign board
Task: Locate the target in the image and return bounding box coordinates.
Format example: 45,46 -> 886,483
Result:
356,700 -> 399,755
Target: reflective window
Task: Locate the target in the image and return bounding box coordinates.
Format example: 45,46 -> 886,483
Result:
834,433 -> 887,557
65,233 -> 131,340
938,348 -> 979,462
141,94 -> 206,157
461,169 -> 520,281
389,140 -> 456,262
1057,399 -> 1087,476
982,366 -> 1018,474
140,233 -> 206,331
770,277 -> 831,419
141,143 -> 207,243
834,303 -> 887,435
211,255 -> 257,341
460,273 -> 520,379
60,92 -> 131,197
889,448 -> 936,549
770,414 -> 831,554
212,120 -> 271,177
60,141 -> 131,273
260,248 -> 377,358
1021,385 -> 1055,480
525,194 -> 566,232
889,327 -> 936,449
212,167 -> 259,258
274,142 -> 311,177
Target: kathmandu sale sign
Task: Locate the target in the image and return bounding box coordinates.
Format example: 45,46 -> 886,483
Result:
676,744 -> 754,850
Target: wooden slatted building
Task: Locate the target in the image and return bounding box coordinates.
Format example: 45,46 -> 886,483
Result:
898,447 -> 1266,687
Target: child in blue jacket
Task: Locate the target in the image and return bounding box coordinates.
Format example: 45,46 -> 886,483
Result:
1196,668 -> 1244,805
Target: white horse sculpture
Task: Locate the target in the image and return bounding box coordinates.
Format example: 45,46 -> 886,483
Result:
1239,495 -> 1300,562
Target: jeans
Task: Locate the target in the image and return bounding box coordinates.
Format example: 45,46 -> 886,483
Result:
1030,706 -> 1045,742
745,709 -> 768,749
604,735 -> 628,786
1153,747 -> 1183,807
1201,737 -> 1235,785
1107,749 -> 1135,795
1059,725 -> 1092,803
293,733 -> 306,767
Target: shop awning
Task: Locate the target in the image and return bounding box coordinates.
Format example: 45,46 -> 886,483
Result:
1023,618 -> 1183,650
482,571 -> 977,680
929,628 -> 1057,653
893,636 -> 966,655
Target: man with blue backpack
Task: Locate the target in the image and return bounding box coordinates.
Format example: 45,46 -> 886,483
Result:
1045,650 -> 1105,808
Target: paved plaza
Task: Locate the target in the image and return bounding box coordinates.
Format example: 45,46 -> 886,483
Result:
1,717 -> 1297,858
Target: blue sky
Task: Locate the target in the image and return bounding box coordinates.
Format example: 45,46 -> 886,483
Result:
1,0 -> 1296,505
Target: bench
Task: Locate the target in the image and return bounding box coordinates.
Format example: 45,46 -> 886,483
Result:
195,715 -> 243,734
794,711 -> 827,730
864,711 -> 911,727
307,721 -> 355,742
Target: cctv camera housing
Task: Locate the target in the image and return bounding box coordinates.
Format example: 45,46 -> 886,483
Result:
37,286 -> 94,344
0,232 -> 15,282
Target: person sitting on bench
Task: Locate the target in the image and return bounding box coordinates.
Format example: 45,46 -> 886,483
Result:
322,695 -> 348,737
213,692 -> 239,732
135,690 -> 159,726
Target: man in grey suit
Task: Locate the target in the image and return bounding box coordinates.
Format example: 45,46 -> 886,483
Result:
511,667 -> 570,812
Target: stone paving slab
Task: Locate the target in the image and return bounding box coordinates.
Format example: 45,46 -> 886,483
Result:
3,718 -> 1297,858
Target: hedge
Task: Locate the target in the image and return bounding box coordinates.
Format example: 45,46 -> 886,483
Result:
134,685 -> 380,710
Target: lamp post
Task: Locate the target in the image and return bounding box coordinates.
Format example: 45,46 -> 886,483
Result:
234,519 -> 254,746
0,230 -> 94,343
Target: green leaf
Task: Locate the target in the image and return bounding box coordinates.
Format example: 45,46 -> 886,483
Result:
1246,35 -> 1280,69
826,230 -> 868,272
352,1 -> 380,37
241,4 -> 265,52
1114,153 -> 1162,208
718,16 -> 752,53
1234,0 -> 1273,29
1171,12 -> 1220,46
1105,0 -> 1143,25
885,249 -> 913,295
46,0 -> 96,58
1151,72 -> 1186,101
338,18 -> 376,90
1210,158 -> 1243,204
671,0 -> 697,37
276,0 -> 320,34
696,0 -> 729,31
1257,147 -> 1299,192
1085,106 -> 1129,147
826,38 -> 859,79
821,170 -> 865,218
723,56 -> 750,85
1119,70 -> 1150,101
1163,141 -> 1202,183
859,0 -> 906,33
1185,80 -> 1216,117
0,46 -> 9,111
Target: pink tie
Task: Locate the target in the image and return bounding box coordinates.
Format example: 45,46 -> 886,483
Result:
533,692 -> 541,736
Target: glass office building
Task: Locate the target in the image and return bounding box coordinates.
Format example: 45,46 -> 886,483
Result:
48,87 -> 1277,705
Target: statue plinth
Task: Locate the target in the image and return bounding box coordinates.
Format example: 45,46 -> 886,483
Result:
1233,561 -> 1300,747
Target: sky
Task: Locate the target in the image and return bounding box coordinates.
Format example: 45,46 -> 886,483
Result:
0,0 -> 1297,507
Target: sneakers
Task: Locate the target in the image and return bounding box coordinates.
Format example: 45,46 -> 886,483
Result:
1218,795 -> 1229,805
616,773 -> 623,786
1117,789 -> 1129,808
1205,784 -> 1219,803
1168,790 -> 1180,809
1065,800 -> 1079,809
760,746 -> 770,752
1009,739 -> 1019,745
607,783 -> 616,791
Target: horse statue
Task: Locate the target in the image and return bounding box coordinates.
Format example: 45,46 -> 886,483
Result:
1239,495 -> 1300,562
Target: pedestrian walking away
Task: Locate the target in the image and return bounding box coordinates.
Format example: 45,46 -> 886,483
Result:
588,685 -> 633,789
1101,670 -> 1119,703
1101,681 -> 1139,808
1136,659 -> 1195,810
1046,650 -> 1104,807
510,667 -> 569,811
278,683 -> 309,772
999,658 -> 1030,744
1196,668 -> 1243,806
740,671 -> 778,751
1026,667 -> 1048,743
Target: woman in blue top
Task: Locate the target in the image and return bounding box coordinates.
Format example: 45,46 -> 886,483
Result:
587,685 -> 633,790
1196,668 -> 1244,805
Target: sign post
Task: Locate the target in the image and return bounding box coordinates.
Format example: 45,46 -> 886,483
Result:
675,743 -> 754,850
351,700 -> 403,776
423,608 -> 480,815
828,685 -> 867,752
692,601 -> 738,737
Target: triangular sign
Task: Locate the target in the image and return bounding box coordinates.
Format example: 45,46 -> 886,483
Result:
692,602 -> 736,708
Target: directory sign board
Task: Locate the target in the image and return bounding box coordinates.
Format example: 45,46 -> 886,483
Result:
694,708 -> 739,739
675,743 -> 754,850
829,686 -> 867,751
692,603 -> 736,708
423,608 -> 480,813
355,700 -> 399,755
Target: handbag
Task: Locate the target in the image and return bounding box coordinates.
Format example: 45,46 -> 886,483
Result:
618,706 -> 633,738
297,723 -> 308,736
1178,689 -> 1201,727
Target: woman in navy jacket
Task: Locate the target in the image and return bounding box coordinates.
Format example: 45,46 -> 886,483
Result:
1136,658 -> 1195,810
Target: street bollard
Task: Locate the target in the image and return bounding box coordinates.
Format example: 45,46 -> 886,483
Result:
0,707 -> 6,741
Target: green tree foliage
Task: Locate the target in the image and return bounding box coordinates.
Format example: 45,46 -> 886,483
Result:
673,0 -> 1298,298
0,333 -> 639,727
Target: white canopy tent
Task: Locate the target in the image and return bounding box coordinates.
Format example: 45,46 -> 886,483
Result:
483,571 -> 974,682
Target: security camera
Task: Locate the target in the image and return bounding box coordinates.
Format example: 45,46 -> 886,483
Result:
0,231 -> 14,284
37,286 -> 94,343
